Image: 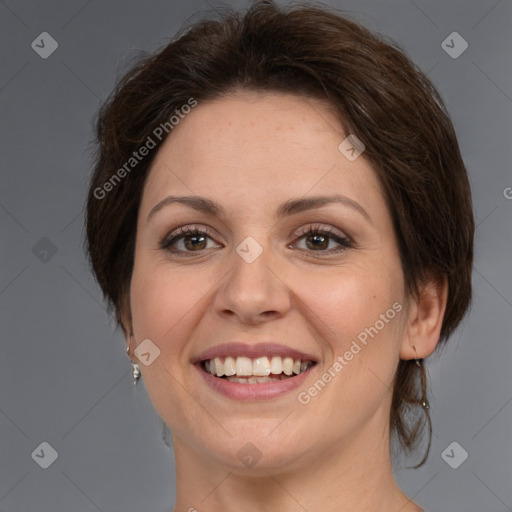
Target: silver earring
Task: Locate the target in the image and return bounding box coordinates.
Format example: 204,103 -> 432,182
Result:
126,341 -> 141,387
132,363 -> 141,386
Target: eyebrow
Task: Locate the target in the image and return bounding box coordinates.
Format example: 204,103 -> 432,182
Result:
146,194 -> 372,224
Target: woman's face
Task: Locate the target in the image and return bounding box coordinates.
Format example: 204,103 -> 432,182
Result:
129,91 -> 410,471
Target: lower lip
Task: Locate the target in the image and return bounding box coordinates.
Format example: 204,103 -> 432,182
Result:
196,364 -> 315,400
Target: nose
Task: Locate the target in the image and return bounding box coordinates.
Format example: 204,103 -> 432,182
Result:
213,241 -> 292,325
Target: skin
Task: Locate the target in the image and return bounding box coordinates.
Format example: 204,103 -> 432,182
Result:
124,91 -> 447,512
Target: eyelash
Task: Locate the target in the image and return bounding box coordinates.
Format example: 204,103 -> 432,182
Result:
159,224 -> 353,258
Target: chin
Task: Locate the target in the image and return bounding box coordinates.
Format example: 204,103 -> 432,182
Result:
196,424 -> 316,473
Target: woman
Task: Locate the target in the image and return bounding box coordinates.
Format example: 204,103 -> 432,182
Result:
85,1 -> 474,510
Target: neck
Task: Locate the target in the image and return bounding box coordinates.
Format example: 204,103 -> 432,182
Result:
171,415 -> 422,512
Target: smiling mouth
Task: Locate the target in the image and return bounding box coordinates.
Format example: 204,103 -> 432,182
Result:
201,355 -> 316,384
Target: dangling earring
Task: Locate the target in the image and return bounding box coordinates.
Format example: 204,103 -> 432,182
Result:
132,363 -> 141,386
413,347 -> 430,409
126,342 -> 141,387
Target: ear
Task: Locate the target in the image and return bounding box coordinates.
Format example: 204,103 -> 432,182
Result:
123,328 -> 138,364
118,293 -> 134,351
400,275 -> 448,360
117,301 -> 136,362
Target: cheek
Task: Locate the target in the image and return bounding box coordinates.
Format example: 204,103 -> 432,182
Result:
128,261 -> 210,428
129,258 -> 206,341
295,262 -> 404,390
295,263 -> 401,340
288,263 -> 405,433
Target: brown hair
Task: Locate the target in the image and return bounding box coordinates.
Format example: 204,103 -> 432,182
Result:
85,0 -> 474,465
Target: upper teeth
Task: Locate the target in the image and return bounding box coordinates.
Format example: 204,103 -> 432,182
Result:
204,356 -> 312,377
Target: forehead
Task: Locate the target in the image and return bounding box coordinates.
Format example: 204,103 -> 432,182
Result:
141,91 -> 385,220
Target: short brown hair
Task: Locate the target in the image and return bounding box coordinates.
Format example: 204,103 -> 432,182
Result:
85,0 -> 474,464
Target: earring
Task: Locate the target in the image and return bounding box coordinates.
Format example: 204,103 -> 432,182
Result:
132,363 -> 141,386
413,347 -> 430,410
126,341 -> 141,387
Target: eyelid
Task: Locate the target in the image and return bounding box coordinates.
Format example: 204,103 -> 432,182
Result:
293,223 -> 347,239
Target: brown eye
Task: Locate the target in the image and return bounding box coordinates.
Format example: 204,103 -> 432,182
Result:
160,227 -> 221,256
293,226 -> 352,254
182,234 -> 207,251
305,233 -> 330,251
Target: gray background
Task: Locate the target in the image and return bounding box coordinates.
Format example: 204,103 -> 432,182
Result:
0,0 -> 511,511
